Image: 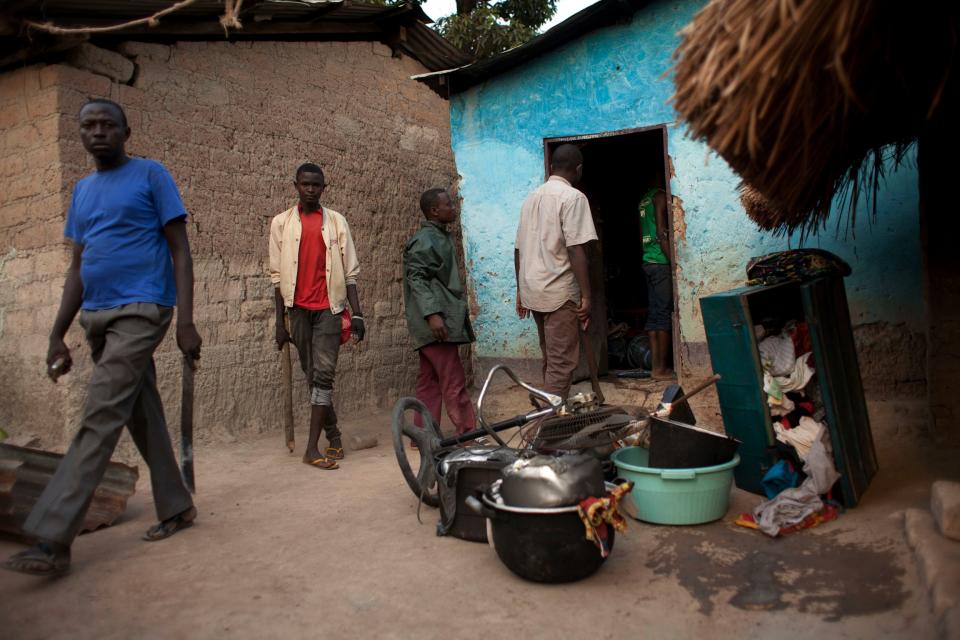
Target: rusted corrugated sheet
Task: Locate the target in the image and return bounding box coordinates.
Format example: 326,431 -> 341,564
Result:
402,21 -> 471,72
2,0 -> 467,71
11,0 -> 337,20
0,444 -> 139,541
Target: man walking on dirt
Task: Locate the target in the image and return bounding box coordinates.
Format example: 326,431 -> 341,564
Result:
403,188 -> 476,435
515,144 -> 597,400
4,99 -> 201,576
270,163 -> 365,470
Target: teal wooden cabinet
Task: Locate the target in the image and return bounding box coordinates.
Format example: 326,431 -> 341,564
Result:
699,277 -> 877,506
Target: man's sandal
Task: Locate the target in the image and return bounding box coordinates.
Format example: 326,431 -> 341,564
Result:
325,447 -> 345,461
3,543 -> 70,576
143,506 -> 197,541
303,456 -> 339,470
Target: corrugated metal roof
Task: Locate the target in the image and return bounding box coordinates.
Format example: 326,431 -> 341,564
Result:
2,0 -> 466,71
21,0 -> 244,19
402,19 -> 471,71
415,0 -> 651,96
11,0 -> 432,23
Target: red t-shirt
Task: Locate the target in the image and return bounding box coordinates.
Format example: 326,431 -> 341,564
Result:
293,206 -> 330,310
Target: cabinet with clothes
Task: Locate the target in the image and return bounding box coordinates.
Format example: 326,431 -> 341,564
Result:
699,276 -> 877,507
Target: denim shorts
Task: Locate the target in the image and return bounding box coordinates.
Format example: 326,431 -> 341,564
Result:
643,263 -> 673,331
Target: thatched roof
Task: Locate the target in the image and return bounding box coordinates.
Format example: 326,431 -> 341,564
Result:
671,0 -> 958,235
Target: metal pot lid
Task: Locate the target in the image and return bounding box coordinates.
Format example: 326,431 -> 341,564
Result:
499,453 -> 605,508
437,446 -> 522,475
485,479 -> 620,514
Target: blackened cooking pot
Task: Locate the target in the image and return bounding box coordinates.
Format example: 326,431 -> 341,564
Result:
465,482 -> 615,583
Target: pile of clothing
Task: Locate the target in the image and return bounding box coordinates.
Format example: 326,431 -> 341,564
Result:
757,320 -> 827,458
737,320 -> 842,537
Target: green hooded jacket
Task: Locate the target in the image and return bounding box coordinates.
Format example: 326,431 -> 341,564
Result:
403,220 -> 475,350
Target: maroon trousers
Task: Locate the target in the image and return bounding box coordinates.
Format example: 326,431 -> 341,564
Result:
415,342 -> 476,435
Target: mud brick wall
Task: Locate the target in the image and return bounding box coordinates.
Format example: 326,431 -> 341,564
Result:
0,41 -> 463,453
0,65 -> 75,445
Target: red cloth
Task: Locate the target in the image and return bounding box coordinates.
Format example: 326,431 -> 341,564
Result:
414,342 -> 476,434
790,321 -> 812,357
735,504 -> 839,536
340,308 -> 352,345
577,482 -> 632,558
293,206 -> 330,310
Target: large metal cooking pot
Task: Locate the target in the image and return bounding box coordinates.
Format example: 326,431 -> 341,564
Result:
465,481 -> 616,583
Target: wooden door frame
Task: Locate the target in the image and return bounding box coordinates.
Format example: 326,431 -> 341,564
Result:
543,124 -> 679,374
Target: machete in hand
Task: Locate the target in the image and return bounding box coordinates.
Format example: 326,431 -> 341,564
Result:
281,314 -> 295,453
180,353 -> 196,494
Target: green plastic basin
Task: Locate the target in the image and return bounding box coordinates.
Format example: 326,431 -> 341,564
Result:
611,446 -> 740,525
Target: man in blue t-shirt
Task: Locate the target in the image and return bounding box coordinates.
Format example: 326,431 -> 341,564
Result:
4,99 -> 203,576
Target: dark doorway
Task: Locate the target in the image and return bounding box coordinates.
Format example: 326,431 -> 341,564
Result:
544,125 -> 675,378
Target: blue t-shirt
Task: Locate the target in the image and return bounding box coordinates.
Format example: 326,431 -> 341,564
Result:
64,158 -> 187,311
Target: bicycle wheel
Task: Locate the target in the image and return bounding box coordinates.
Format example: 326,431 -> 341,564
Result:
391,397 -> 442,507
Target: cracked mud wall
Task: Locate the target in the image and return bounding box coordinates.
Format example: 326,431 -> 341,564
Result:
0,41 -> 460,453
0,65 -> 71,444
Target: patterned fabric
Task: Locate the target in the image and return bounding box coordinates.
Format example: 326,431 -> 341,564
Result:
576,481 -> 633,558
735,503 -> 839,536
746,249 -> 851,286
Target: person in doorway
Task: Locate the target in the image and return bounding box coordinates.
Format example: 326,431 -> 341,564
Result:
515,144 -> 598,400
4,99 -> 201,576
403,188 -> 477,435
639,171 -> 674,379
270,163 -> 365,470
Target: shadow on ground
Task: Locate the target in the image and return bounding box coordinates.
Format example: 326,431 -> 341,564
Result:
648,524 -> 906,619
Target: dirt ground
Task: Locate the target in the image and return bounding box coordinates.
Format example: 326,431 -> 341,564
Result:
1,378 -> 956,639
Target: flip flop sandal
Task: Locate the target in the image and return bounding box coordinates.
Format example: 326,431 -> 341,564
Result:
3,544 -> 70,576
143,506 -> 197,542
325,447 -> 345,460
304,456 -> 339,470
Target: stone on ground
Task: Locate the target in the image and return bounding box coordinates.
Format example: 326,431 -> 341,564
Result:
902,508 -> 960,633
932,480 -> 960,541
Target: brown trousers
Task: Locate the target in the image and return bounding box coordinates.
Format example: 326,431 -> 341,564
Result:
532,300 -> 580,400
24,303 -> 193,545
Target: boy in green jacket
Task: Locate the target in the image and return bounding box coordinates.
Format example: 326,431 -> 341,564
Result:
403,189 -> 476,435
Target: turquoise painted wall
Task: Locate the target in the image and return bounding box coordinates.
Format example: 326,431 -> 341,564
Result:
450,0 -> 922,363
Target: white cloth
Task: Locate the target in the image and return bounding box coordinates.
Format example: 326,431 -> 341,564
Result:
773,416 -> 823,459
768,386 -> 795,416
763,352 -> 815,398
753,425 -> 840,537
758,332 -> 796,377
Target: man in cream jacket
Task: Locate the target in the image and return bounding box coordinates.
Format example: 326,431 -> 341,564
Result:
270,163 -> 364,470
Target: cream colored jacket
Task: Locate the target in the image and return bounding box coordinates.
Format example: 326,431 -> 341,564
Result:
269,205 -> 360,314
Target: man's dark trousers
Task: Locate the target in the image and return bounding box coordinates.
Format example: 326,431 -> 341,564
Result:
23,303 -> 194,545
288,306 -> 342,442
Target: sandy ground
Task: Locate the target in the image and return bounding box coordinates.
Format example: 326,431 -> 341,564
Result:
1,378 -> 956,640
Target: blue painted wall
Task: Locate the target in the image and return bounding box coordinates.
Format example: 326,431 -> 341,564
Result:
450,0 -> 922,364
